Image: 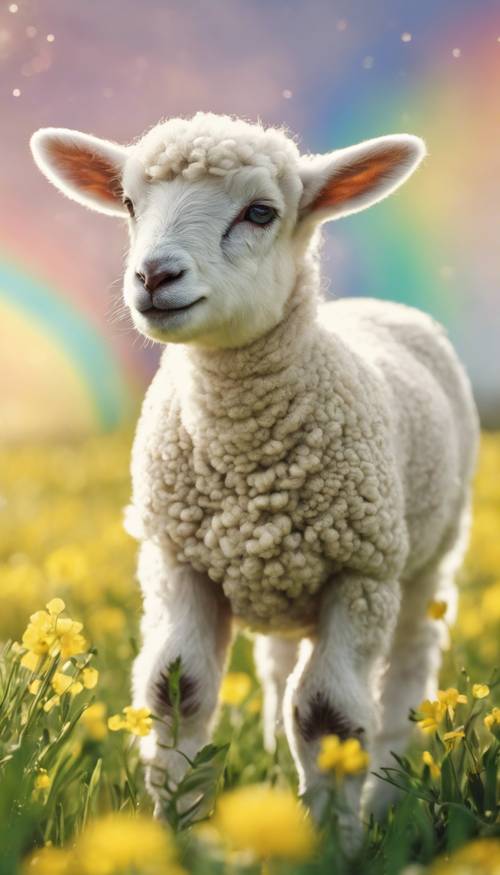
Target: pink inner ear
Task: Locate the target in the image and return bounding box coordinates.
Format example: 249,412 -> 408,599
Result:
313,142 -> 413,211
46,140 -> 123,204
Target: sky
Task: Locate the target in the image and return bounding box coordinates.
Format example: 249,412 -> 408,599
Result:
0,0 -> 499,436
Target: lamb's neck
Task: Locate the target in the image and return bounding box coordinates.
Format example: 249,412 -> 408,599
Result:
163,261 -> 322,444
191,259 -> 318,369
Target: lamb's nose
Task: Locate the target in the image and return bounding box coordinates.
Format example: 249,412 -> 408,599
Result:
136,261 -> 185,292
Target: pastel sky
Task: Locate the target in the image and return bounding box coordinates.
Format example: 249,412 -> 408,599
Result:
0,0 -> 499,436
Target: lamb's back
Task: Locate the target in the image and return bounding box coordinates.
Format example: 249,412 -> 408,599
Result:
319,297 -> 479,572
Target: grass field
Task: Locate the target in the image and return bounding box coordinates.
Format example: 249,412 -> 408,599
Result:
0,429 -> 499,875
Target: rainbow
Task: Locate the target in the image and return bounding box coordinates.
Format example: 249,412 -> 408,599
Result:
313,7 -> 499,393
0,256 -> 131,440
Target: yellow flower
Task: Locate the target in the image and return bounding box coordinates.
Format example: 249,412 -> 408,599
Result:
122,706 -> 152,736
24,813 -> 181,875
108,706 -> 152,737
46,598 -> 65,616
437,688 -> 468,719
422,750 -> 441,779
472,683 -> 490,699
43,695 -> 60,713
54,618 -> 87,660
417,699 -> 446,732
22,611 -> 58,657
430,837 -> 500,875
484,707 -> 500,732
219,672 -> 252,706
23,846 -> 71,875
21,604 -> 87,662
108,714 -> 126,732
317,735 -> 370,777
212,785 -> 317,861
427,599 -> 447,620
81,703 -> 108,741
82,667 -> 99,689
21,651 -> 43,672
443,728 -> 465,749
74,812 -> 180,875
28,679 -> 42,695
34,771 -> 51,790
51,672 -> 82,697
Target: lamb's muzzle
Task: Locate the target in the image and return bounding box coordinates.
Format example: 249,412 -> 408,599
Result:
30,111 -> 479,845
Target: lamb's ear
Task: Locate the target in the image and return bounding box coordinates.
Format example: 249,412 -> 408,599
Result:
30,128 -> 129,216
298,134 -> 425,225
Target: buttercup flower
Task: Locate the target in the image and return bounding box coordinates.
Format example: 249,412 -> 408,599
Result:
108,706 -> 152,736
73,812 -> 180,875
219,672 -> 252,706
472,683 -> 490,699
53,618 -> 87,660
317,735 -> 370,777
422,750 -> 441,779
437,688 -> 468,720
82,667 -> 99,689
21,651 -> 43,672
34,771 -> 51,790
443,728 -> 465,748
22,611 -> 58,657
21,600 -> 87,663
23,846 -> 71,875
430,838 -> 500,875
46,598 -> 65,616
427,599 -> 447,620
417,699 -> 446,732
52,672 -> 83,697
212,784 -> 316,861
24,813 -> 181,875
484,707 -> 500,732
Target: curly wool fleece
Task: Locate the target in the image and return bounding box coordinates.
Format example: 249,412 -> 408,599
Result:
134,112 -> 300,183
126,254 -> 477,632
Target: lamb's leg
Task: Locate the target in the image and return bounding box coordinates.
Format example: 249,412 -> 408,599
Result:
132,542 -> 232,818
254,635 -> 299,753
365,560 -> 458,820
284,574 -> 400,850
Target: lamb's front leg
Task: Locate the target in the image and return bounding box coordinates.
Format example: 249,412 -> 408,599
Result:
254,635 -> 299,753
132,542 -> 232,817
284,574 -> 400,849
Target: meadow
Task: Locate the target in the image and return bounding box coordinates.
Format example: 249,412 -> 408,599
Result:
0,429 -> 499,875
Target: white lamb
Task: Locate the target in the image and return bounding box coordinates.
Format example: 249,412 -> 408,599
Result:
31,112 -> 478,839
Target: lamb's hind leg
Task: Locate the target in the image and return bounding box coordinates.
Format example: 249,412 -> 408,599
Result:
132,542 -> 231,818
254,635 -> 299,753
284,574 -> 400,849
365,552 -> 460,821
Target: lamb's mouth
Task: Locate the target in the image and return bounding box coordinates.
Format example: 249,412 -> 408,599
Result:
139,297 -> 205,320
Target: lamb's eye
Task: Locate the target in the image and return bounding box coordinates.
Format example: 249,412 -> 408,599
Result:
123,197 -> 135,218
244,203 -> 277,225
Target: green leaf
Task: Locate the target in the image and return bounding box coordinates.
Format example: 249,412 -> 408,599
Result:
440,752 -> 459,803
81,758 -> 102,828
166,743 -> 229,830
482,742 -> 499,812
466,770 -> 484,814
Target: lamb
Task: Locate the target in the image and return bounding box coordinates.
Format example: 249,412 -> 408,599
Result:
30,112 -> 479,840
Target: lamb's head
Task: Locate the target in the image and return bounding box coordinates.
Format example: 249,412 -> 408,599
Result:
31,112 -> 425,348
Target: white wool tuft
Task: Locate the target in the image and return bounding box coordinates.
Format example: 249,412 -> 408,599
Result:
134,112 -> 300,182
